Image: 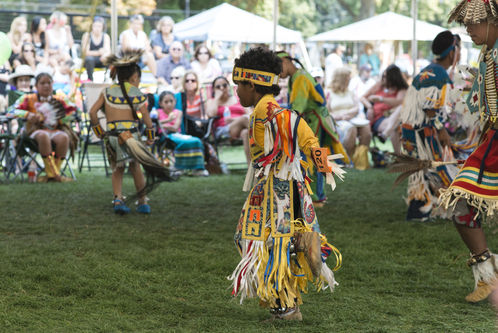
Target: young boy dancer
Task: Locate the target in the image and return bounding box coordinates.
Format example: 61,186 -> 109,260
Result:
90,50 -> 173,214
228,47 -> 344,321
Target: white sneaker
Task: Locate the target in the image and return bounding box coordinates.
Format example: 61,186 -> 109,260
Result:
192,169 -> 209,177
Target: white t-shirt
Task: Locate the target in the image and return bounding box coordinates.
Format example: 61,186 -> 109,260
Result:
120,29 -> 148,50
327,90 -> 356,116
191,58 -> 222,84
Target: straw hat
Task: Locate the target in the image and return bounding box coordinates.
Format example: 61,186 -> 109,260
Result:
8,65 -> 35,86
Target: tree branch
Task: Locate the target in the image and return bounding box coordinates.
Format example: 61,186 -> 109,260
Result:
336,0 -> 356,19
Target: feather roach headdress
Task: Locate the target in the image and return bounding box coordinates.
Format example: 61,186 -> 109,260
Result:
104,49 -> 144,80
449,0 -> 498,25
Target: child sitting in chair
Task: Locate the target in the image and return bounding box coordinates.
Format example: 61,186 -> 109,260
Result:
156,91 -> 208,176
8,72 -> 78,182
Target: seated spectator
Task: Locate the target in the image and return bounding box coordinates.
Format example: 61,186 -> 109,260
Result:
360,64 -> 408,154
45,11 -> 74,66
310,66 -> 325,87
206,76 -> 250,163
349,64 -> 376,102
30,16 -> 48,65
0,63 -> 9,112
7,16 -> 32,65
176,70 -> 203,118
168,66 -> 185,94
81,16 -> 111,81
12,42 -> 37,71
327,67 -> 371,168
6,64 -> 34,133
120,14 -> 156,76
156,41 -> 191,89
151,16 -> 177,60
52,59 -> 77,96
8,72 -> 78,182
190,44 -> 222,86
156,91 -> 208,176
7,64 -> 34,106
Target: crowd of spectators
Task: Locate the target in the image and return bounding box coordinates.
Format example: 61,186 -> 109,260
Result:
0,12 -> 418,174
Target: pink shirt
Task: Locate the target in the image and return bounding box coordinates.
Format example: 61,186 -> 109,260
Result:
214,101 -> 245,128
158,108 -> 182,133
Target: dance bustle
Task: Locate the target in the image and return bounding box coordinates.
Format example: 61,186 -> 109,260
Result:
387,153 -> 462,188
120,133 -> 178,202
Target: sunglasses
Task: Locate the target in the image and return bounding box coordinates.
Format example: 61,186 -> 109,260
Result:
170,76 -> 180,80
198,51 -> 209,55
215,83 -> 228,89
186,79 -> 197,83
171,48 -> 182,51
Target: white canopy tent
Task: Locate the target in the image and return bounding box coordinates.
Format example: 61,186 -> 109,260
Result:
174,3 -> 311,68
309,11 -> 471,42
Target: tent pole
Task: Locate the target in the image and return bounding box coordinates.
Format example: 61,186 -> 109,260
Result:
111,0 -> 117,54
272,0 -> 278,50
412,0 -> 417,76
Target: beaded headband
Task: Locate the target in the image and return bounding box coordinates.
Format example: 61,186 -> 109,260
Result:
232,67 -> 279,86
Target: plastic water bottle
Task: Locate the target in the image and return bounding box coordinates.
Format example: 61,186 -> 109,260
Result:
223,106 -> 231,119
27,162 -> 37,183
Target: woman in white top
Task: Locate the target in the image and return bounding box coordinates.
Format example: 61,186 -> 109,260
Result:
327,67 -> 371,160
120,14 -> 157,76
190,44 -> 222,86
45,11 -> 74,66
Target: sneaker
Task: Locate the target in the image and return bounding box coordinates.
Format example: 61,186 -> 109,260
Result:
114,199 -> 130,215
137,204 -> 151,214
192,169 -> 209,177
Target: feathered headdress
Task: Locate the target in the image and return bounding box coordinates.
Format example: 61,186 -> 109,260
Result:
449,0 -> 498,25
104,49 -> 143,67
104,49 -> 144,80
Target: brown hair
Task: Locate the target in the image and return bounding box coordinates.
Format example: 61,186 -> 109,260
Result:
330,67 -> 351,93
194,44 -> 212,61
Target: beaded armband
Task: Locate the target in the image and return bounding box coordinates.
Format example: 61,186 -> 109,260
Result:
145,128 -> 155,141
92,124 -> 104,137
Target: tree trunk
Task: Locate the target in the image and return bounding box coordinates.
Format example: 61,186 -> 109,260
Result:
359,0 -> 375,19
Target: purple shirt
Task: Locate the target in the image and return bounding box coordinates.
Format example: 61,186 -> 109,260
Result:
156,55 -> 191,83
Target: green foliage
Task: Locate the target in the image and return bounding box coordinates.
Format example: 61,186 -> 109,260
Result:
0,161 -> 496,331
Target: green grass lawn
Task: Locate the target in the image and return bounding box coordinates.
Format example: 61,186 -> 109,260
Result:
1,165 -> 497,332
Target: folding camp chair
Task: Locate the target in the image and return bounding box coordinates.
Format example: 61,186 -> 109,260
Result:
4,118 -> 78,182
0,115 -> 17,182
78,82 -> 110,176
